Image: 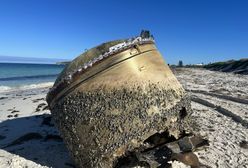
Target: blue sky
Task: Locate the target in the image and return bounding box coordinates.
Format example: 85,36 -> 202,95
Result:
0,0 -> 247,64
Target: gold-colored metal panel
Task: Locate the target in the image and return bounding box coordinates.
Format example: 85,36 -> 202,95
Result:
50,43 -> 184,107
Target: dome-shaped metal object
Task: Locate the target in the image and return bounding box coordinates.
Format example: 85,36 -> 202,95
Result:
47,31 -> 193,168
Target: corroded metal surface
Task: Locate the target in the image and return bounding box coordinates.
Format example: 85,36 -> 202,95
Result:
47,31 -> 195,168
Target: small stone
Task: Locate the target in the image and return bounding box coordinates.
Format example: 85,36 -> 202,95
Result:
240,140 -> 248,149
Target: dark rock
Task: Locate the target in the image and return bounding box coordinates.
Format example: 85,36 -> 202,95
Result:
0,97 -> 8,100
42,105 -> 49,111
11,110 -> 19,113
240,140 -> 248,149
32,98 -> 45,103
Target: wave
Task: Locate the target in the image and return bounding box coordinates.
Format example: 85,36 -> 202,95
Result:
0,74 -> 59,81
0,86 -> 12,92
0,82 -> 54,93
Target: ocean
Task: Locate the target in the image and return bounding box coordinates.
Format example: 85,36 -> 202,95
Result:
0,63 -> 65,92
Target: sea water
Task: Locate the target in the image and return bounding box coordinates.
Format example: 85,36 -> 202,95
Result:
0,63 -> 65,92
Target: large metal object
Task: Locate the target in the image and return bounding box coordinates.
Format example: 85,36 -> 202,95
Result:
47,31 -> 193,168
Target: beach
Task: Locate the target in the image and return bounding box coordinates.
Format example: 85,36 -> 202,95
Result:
174,68 -> 248,167
0,68 -> 247,167
0,85 -> 75,168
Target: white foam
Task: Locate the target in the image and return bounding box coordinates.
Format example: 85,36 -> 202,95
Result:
0,82 -> 54,93
0,86 -> 12,92
20,82 -> 54,90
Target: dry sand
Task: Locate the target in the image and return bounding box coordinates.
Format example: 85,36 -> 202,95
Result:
0,87 -> 74,168
174,68 -> 248,168
0,68 -> 247,167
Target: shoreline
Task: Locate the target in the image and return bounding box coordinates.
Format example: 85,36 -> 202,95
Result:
0,82 -> 54,95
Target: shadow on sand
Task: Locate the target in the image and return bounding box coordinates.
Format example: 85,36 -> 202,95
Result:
0,114 -> 75,168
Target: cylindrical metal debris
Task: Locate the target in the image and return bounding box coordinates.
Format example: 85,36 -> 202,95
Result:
47,31 -> 192,168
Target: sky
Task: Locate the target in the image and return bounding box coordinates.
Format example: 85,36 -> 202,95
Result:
0,0 -> 247,64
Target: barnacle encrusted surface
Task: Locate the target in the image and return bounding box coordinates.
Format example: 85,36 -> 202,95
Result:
51,84 -> 192,168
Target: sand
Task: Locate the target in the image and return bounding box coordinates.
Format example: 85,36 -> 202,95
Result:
0,68 -> 247,167
174,68 -> 248,167
0,87 -> 74,168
